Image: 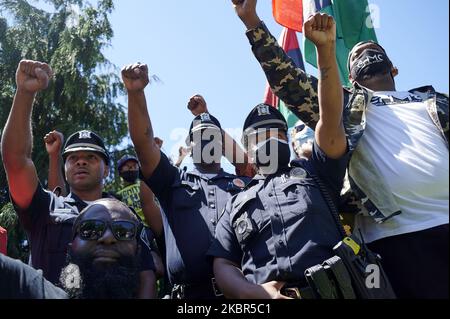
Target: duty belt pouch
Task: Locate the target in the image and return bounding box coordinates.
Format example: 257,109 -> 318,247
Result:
309,174 -> 396,299
333,235 -> 396,299
322,256 -> 356,299
305,264 -> 340,299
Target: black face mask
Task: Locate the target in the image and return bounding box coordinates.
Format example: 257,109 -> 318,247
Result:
120,171 -> 139,184
191,139 -> 222,165
253,137 -> 291,175
350,49 -> 392,82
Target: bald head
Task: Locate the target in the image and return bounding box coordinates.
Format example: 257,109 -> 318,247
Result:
73,199 -> 139,233
63,199 -> 141,299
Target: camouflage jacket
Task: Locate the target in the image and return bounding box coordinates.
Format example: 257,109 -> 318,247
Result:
247,22 -> 449,223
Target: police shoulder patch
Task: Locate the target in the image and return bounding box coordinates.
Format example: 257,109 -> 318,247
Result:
233,178 -> 246,189
235,212 -> 251,235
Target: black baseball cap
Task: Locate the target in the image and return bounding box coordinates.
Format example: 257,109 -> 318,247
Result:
242,104 -> 288,147
62,130 -> 110,164
117,155 -> 139,172
187,113 -> 222,144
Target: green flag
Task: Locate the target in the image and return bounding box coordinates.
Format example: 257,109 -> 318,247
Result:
303,0 -> 378,87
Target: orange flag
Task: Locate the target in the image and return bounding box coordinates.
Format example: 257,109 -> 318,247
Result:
273,0 -> 303,32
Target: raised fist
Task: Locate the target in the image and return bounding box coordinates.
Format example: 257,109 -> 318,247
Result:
121,63 -> 150,92
179,146 -> 190,158
231,0 -> 260,30
304,13 -> 336,48
44,130 -> 64,156
16,60 -> 53,94
187,94 -> 208,116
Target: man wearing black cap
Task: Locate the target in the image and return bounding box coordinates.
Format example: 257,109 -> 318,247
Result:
122,63 -> 249,299
208,13 -> 349,299
231,0 -> 449,299
1,60 -> 156,298
117,155 -> 146,221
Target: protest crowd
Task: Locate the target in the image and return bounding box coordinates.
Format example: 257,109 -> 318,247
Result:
0,0 -> 448,300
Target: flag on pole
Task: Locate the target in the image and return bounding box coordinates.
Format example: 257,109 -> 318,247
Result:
273,0 -> 303,32
264,27 -> 305,128
273,0 -> 378,87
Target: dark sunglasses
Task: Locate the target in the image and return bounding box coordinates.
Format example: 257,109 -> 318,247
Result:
75,220 -> 139,241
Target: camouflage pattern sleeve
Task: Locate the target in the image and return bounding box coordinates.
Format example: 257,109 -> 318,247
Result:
436,92 -> 449,145
246,21 -> 320,130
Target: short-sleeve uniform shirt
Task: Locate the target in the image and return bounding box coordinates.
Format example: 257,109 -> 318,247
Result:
208,142 -> 350,285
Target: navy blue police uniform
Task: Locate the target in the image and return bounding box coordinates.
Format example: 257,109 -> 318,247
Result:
208,105 -> 350,297
144,114 -> 249,299
12,131 -> 155,285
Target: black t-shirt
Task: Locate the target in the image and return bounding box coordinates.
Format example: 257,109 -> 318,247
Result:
0,254 -> 68,299
13,185 -> 156,285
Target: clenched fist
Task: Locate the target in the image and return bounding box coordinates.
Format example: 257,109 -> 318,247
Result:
179,146 -> 190,158
44,131 -> 64,156
16,60 -> 53,94
304,13 -> 336,48
187,94 -> 208,116
231,0 -> 260,30
121,63 -> 150,92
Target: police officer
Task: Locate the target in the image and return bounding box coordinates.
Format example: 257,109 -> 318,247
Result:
1,60 -> 156,298
122,63 -> 249,299
208,13 -> 350,299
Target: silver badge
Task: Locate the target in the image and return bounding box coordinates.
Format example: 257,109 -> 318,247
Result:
79,130 -> 92,139
200,113 -> 211,121
257,104 -> 270,116
290,168 -> 307,180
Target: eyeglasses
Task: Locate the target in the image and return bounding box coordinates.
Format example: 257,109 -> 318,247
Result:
75,220 -> 139,241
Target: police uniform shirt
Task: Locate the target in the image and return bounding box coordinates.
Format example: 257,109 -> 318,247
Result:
208,141 -> 350,285
144,152 -> 248,286
12,185 -> 156,285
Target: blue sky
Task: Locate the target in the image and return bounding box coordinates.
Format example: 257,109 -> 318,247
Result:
42,0 -> 450,170
103,0 -> 449,168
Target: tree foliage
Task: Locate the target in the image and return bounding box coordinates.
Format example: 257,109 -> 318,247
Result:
0,0 -> 130,255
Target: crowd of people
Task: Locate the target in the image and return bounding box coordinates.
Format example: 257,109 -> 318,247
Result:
0,0 -> 448,300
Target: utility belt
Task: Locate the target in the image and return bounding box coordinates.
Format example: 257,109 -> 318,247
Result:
171,278 -> 224,300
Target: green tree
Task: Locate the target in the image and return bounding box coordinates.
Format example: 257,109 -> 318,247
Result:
0,0 -> 130,256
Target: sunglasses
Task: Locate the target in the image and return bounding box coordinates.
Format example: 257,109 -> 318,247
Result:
75,220 -> 139,241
